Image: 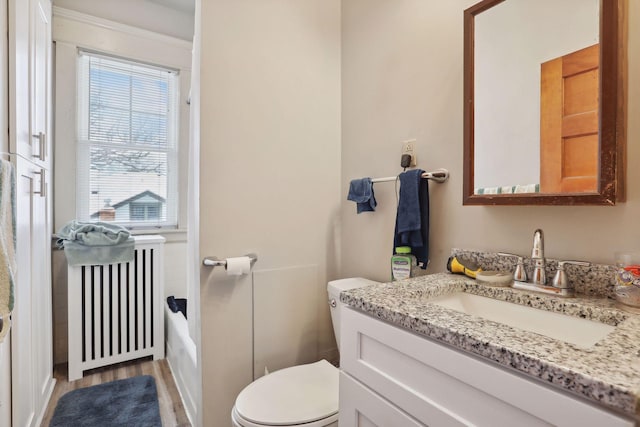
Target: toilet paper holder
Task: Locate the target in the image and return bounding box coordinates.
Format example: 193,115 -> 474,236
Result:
202,253 -> 258,269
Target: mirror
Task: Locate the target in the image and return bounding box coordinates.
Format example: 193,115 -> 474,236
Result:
463,0 -> 626,205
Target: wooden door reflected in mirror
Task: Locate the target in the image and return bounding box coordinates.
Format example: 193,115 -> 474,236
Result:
463,0 -> 627,205
540,44 -> 599,193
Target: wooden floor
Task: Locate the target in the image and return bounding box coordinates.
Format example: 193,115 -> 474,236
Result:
41,358 -> 191,427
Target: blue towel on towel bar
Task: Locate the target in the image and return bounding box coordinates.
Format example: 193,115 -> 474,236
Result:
347,178 -> 377,213
393,169 -> 429,269
56,220 -> 135,266
0,159 -> 16,342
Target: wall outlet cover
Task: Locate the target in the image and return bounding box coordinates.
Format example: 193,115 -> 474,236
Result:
402,140 -> 417,166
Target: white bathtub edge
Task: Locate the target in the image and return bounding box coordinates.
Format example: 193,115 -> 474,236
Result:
165,304 -> 198,425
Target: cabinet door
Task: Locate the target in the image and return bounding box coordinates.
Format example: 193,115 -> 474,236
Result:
339,372 -> 425,427
29,0 -> 51,167
8,0 -> 54,423
8,0 -> 31,160
31,162 -> 53,416
12,158 -> 37,427
11,157 -> 53,427
8,0 -> 51,166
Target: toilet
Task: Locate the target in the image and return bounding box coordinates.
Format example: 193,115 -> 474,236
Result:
231,278 -> 380,427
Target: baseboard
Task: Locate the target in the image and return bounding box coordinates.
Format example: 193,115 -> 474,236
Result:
33,376 -> 56,427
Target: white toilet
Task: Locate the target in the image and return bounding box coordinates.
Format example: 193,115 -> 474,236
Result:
231,278 -> 379,427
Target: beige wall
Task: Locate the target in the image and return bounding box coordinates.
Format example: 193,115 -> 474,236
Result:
198,1 -> 341,424
341,0 -> 639,283
197,0 -> 636,424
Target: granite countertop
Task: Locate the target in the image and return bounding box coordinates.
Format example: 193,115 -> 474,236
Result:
341,273 -> 640,418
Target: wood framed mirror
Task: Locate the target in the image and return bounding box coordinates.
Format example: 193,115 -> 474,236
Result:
463,0 -> 627,205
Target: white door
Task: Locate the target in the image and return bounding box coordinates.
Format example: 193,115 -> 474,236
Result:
8,0 -> 54,424
30,162 -> 53,417
29,0 -> 54,414
29,0 -> 51,167
11,156 -> 53,427
8,0 -> 32,160
187,2 -> 202,425
12,157 -> 36,427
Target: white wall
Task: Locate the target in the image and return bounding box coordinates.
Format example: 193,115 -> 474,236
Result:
198,1 -> 341,424
52,0 -> 194,41
341,0 -> 638,283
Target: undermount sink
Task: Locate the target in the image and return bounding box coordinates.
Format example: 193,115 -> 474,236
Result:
428,292 -> 615,348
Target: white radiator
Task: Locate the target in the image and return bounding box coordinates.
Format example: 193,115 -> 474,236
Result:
67,235 -> 165,381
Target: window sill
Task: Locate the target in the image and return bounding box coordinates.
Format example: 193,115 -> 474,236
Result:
131,228 -> 188,243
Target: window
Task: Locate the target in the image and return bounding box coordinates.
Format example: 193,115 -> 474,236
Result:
130,202 -> 161,221
76,51 -> 179,228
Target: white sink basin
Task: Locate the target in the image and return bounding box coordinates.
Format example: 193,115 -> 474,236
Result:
429,292 -> 615,348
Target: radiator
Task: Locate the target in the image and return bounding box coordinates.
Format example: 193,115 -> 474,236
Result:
67,235 -> 165,381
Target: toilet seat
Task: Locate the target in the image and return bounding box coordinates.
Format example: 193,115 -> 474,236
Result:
232,360 -> 339,427
232,406 -> 338,427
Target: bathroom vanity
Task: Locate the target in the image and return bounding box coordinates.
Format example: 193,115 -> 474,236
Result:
339,273 -> 640,426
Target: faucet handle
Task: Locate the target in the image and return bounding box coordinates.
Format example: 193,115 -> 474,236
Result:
552,260 -> 590,289
498,253 -> 527,282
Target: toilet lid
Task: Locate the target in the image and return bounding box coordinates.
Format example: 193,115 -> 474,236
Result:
235,360 -> 338,425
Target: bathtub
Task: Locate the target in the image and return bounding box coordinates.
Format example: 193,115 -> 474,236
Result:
165,302 -> 197,424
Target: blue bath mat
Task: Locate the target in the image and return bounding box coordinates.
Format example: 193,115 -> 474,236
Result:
49,375 -> 161,426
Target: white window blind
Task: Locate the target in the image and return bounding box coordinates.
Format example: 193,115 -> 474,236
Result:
76,51 -> 179,228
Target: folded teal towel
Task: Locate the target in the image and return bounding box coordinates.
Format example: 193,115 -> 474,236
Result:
56,220 -> 131,247
56,220 -> 134,266
62,239 -> 135,266
0,159 -> 16,342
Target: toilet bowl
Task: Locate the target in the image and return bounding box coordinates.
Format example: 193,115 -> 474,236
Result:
231,278 -> 380,427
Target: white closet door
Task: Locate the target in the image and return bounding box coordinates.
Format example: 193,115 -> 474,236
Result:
8,0 -> 54,425
29,0 -> 51,167
12,158 -> 37,427
8,0 -> 31,160
30,0 -> 54,415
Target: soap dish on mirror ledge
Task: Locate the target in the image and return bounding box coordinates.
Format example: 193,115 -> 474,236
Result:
475,271 -> 513,287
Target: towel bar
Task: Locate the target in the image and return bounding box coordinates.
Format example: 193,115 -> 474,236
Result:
371,168 -> 449,184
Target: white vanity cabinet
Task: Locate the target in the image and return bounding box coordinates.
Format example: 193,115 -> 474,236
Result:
339,307 -> 635,427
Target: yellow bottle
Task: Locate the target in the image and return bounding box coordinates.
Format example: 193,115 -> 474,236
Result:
446,256 -> 482,279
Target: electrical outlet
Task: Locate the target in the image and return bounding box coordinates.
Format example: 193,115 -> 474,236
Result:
401,139 -> 417,166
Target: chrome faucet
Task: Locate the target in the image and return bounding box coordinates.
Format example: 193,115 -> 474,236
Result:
531,229 -> 546,285
503,229 -> 591,297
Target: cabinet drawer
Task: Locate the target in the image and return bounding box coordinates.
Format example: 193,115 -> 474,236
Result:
339,372 -> 424,427
340,307 -> 634,427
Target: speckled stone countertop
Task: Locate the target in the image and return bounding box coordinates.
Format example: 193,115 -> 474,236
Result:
341,273 -> 640,418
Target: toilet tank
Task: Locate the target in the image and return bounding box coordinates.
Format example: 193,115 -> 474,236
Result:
327,278 -> 380,351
